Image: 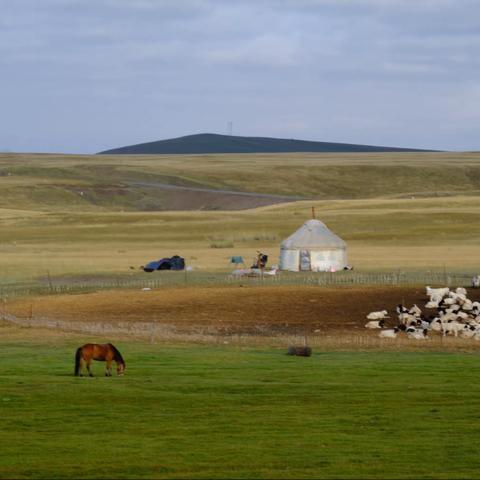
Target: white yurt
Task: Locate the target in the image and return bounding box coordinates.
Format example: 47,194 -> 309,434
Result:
279,219 -> 347,272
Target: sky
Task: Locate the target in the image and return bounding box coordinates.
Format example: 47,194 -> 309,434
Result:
1,0 -> 479,153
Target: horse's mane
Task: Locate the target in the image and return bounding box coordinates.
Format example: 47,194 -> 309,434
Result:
108,343 -> 125,365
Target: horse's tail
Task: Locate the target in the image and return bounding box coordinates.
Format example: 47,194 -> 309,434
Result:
74,347 -> 82,376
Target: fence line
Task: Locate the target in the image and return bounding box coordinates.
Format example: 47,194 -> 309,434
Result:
0,270 -> 475,299
2,311 -> 478,352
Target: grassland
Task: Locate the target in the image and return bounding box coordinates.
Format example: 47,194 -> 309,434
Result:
1,327 -> 480,479
1,195 -> 480,283
2,151 -> 480,479
2,151 -> 480,211
1,151 -> 479,284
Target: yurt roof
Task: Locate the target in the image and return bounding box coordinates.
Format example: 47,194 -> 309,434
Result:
281,219 -> 346,250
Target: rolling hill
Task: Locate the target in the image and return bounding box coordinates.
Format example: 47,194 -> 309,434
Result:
98,133 -> 433,155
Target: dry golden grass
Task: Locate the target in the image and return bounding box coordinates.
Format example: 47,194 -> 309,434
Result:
1,194 -> 479,282
0,151 -> 479,282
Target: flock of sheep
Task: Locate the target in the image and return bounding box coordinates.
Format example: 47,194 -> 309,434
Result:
365,286 -> 480,340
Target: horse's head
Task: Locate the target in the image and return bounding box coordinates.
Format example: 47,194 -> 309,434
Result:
117,362 -> 126,376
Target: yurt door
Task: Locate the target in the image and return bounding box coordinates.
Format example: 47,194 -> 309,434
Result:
300,250 -> 311,271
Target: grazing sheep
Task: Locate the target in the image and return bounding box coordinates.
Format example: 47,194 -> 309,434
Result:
431,294 -> 446,305
416,318 -> 431,330
396,304 -> 409,314
365,319 -> 386,329
406,316 -> 420,327
445,305 -> 461,314
442,320 -> 465,337
407,328 -> 429,340
456,311 -> 470,320
461,301 -> 473,311
443,297 -> 456,306
426,286 -> 449,298
379,327 -> 399,338
460,325 -> 478,338
439,311 -> 458,322
409,304 -> 422,316
430,318 -> 443,332
366,310 -> 389,320
364,284 -> 480,342
398,313 -> 417,326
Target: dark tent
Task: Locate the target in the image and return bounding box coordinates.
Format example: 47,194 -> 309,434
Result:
143,255 -> 185,272
169,255 -> 185,270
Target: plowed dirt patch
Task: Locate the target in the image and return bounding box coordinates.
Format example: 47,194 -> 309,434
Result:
11,285 -> 477,336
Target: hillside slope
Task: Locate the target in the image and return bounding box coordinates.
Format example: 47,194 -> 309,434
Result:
0,151 -> 478,212
98,133 -> 432,155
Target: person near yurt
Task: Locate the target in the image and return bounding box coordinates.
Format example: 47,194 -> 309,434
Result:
279,219 -> 347,272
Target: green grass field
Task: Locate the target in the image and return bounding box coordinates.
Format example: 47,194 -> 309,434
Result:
1,329 -> 480,479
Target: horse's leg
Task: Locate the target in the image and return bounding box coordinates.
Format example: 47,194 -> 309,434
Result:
79,358 -> 84,377
86,359 -> 94,377
105,359 -> 112,376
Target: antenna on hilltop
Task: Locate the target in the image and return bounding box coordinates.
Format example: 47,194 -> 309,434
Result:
227,121 -> 233,136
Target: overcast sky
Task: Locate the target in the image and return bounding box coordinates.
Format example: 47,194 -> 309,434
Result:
1,0 -> 479,153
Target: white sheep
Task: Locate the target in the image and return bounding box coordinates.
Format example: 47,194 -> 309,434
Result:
426,286 -> 449,298
443,297 -> 456,306
442,320 -> 465,337
365,319 -> 386,329
407,328 -> 428,340
379,327 -> 399,338
396,304 -> 409,314
461,301 -> 473,311
417,319 -> 431,330
430,318 -> 443,332
456,311 -> 470,320
430,293 -> 445,304
366,310 -> 389,320
409,304 -> 422,316
398,313 -> 418,326
455,287 -> 467,296
460,325 -> 478,338
439,312 -> 458,322
445,305 -> 461,314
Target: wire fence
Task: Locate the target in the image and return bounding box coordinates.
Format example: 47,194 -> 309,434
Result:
0,269 -> 475,299
3,310 -> 479,352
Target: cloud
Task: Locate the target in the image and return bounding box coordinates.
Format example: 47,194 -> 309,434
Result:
0,0 -> 479,152
203,33 -> 302,67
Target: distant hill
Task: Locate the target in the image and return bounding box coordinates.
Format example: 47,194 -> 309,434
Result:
98,133 -> 433,155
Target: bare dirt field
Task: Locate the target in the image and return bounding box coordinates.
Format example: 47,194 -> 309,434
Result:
7,286 -> 480,351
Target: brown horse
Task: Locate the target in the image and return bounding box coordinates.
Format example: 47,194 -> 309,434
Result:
74,343 -> 126,377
